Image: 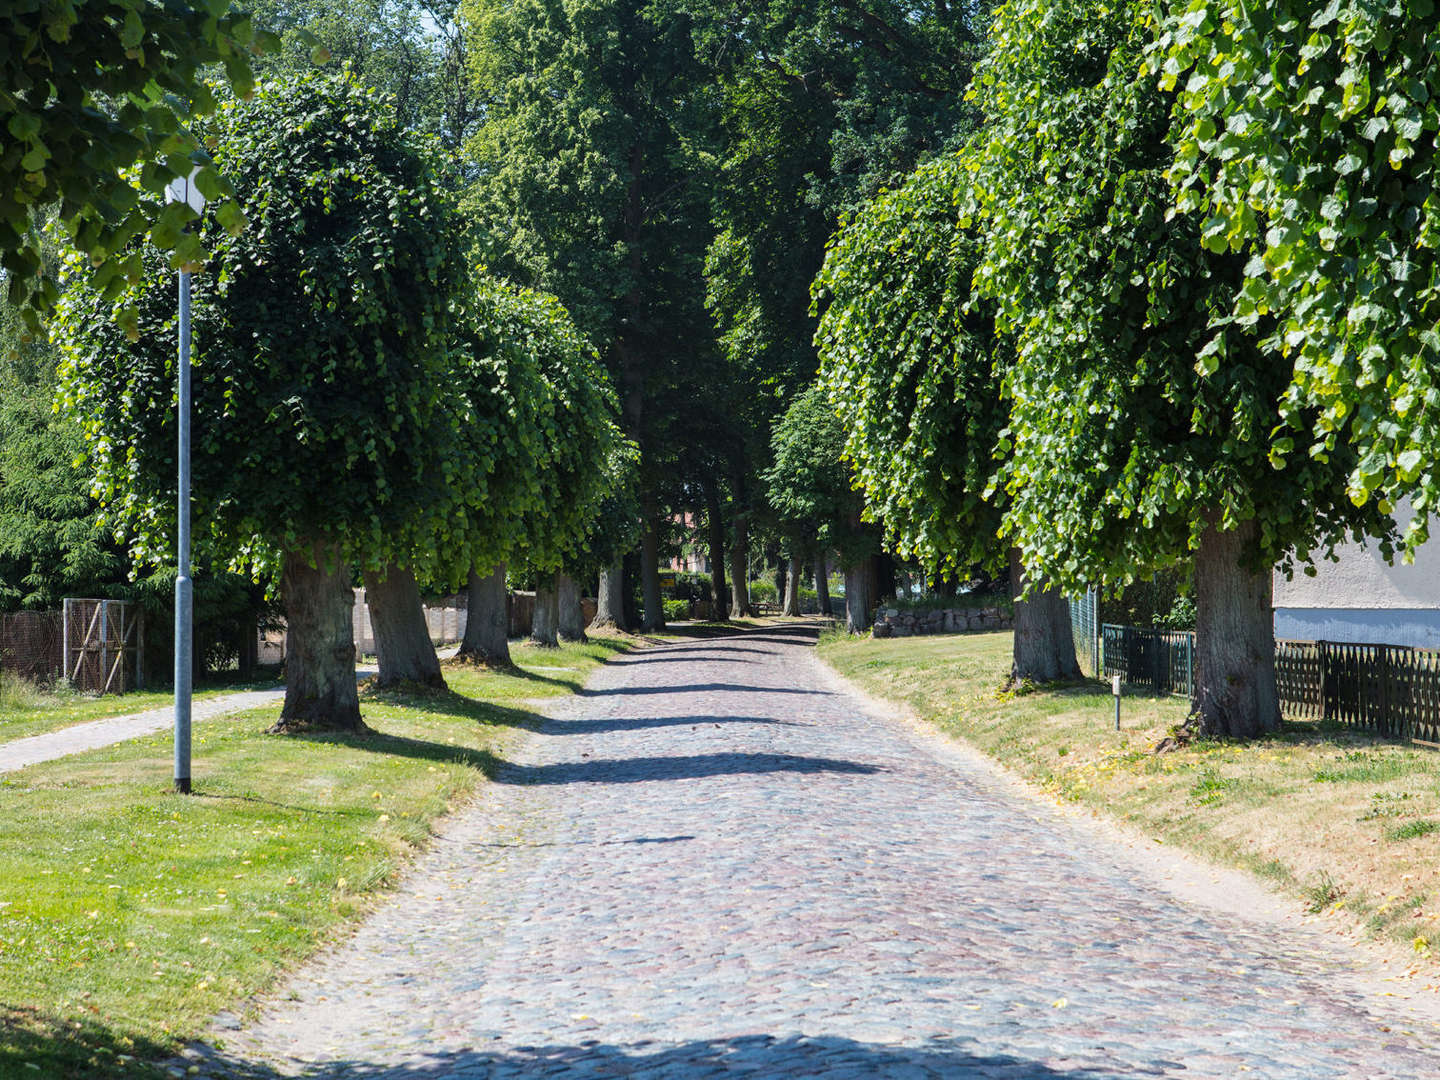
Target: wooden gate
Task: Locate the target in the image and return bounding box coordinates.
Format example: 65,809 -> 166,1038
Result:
62,599 -> 144,694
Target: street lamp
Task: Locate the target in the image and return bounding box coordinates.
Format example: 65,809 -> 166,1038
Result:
165,168 -> 205,795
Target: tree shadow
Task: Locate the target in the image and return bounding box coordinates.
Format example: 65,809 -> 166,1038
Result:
357,683 -> 549,731
291,730 -> 499,774
179,1033 -> 1122,1080
1,1004 -> 177,1080
547,713 -> 805,735
577,681 -> 833,698
613,646 -> 775,661
495,751 -> 880,786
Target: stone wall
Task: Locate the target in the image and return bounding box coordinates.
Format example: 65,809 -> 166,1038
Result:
871,606 -> 1013,638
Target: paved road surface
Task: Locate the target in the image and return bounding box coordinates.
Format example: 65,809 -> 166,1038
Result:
194,624 -> 1440,1078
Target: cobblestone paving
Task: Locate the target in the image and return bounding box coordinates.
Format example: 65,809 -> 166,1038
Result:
198,625 -> 1440,1079
0,689 -> 283,774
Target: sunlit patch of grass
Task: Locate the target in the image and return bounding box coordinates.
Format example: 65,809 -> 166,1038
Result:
0,644 -> 597,1078
818,630 -> 1440,958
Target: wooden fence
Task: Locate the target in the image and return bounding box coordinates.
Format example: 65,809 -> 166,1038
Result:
1105,624 -> 1440,743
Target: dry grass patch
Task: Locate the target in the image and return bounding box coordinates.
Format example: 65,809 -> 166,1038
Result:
818,629 -> 1440,965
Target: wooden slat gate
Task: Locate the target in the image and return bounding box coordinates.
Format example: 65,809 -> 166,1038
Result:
62,598 -> 144,694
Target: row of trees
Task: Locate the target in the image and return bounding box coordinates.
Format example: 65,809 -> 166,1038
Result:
52,73 -> 624,731
812,0 -> 1436,739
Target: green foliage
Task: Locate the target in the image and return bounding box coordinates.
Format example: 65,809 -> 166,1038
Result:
968,0 -> 1391,591
1,0 -> 278,332
54,70 -> 464,573
662,598 -> 690,621
0,363 -> 119,610
814,152 -> 1007,578
245,0 -> 479,149
1160,1 -> 1440,550
762,384 -> 873,565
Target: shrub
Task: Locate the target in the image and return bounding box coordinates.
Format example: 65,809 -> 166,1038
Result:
748,579 -> 778,603
663,599 -> 690,621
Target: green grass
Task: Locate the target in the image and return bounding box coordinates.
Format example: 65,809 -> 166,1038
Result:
0,634 -> 637,1079
0,674 -> 284,746
818,629 -> 1440,962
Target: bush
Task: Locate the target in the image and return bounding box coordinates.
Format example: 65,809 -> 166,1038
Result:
663,599 -> 690,621
668,572 -> 712,603
747,579 -> 778,603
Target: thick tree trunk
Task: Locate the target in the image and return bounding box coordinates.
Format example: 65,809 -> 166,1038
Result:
274,545 -> 362,733
1009,547 -> 1081,684
815,547 -> 831,617
1193,517 -> 1279,738
705,483 -> 728,620
531,574 -> 560,647
591,558 -> 629,631
458,563 -> 510,666
362,564 -> 446,689
557,572 -> 588,642
640,515 -> 664,631
774,557 -> 787,610
783,556 -> 803,616
730,511 -> 754,617
844,561 -> 872,633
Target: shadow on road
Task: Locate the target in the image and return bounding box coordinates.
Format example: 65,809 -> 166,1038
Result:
180,1033 -> 1120,1079
495,751 -> 881,785
548,713 -> 805,735
577,681 -> 833,698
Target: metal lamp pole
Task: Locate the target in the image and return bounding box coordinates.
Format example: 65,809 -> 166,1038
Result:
165,170 -> 205,795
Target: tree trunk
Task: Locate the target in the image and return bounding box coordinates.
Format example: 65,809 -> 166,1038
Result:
591,558 -> 629,631
458,563 -> 510,666
1009,547 -> 1081,684
1193,516 -> 1279,738
640,515 -> 664,631
531,574 -> 560,646
730,510 -> 754,617
774,557 -> 787,610
274,544 -> 362,733
362,564 -> 446,689
844,561 -> 872,633
815,546 -> 831,618
783,556 -> 803,616
557,572 -> 588,642
705,482 -> 729,620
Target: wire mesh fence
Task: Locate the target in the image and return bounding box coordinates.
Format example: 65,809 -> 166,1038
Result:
0,610 -> 62,683
61,599 -> 143,694
1068,588 -> 1100,678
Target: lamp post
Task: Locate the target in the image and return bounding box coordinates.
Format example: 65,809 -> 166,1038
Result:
165,169 -> 205,795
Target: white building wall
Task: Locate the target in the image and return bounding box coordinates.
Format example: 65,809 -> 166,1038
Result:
1274,503 -> 1440,648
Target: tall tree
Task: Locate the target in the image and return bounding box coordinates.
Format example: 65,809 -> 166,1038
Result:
461,0 -> 719,630
813,152 -> 1078,676
55,71 -> 464,731
969,0 -> 1390,733
1160,0 -> 1439,553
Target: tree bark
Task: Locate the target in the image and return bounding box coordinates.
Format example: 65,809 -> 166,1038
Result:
458,563 -> 510,666
362,564 -> 446,689
590,558 -> 629,631
705,482 -> 729,620
557,572 -> 588,642
774,556 -> 787,610
730,510 -> 754,617
814,546 -> 831,617
1009,547 -> 1081,684
531,574 -> 560,646
640,514 -> 664,631
844,561 -> 872,633
274,544 -> 362,733
1193,516 -> 1280,738
783,555 -> 803,616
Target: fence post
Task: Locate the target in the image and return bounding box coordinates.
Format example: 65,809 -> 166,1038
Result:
1379,646 -> 1392,738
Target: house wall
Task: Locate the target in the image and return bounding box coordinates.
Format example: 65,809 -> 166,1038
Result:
1274,506 -> 1440,647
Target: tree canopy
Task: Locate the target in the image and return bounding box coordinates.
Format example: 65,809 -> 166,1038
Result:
2,0 -> 277,333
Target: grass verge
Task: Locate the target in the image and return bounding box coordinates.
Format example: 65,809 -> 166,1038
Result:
817,629 -> 1440,970
0,637 -> 630,1079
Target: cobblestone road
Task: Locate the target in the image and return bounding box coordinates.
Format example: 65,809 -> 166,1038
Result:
200,624 -> 1440,1079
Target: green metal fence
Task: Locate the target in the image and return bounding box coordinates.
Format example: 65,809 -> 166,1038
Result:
1101,623 -> 1196,696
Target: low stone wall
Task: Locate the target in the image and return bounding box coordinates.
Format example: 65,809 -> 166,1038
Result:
871,606 -> 1013,638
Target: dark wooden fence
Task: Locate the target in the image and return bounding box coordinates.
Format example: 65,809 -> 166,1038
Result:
1100,624 -> 1196,696
1105,624 -> 1440,743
